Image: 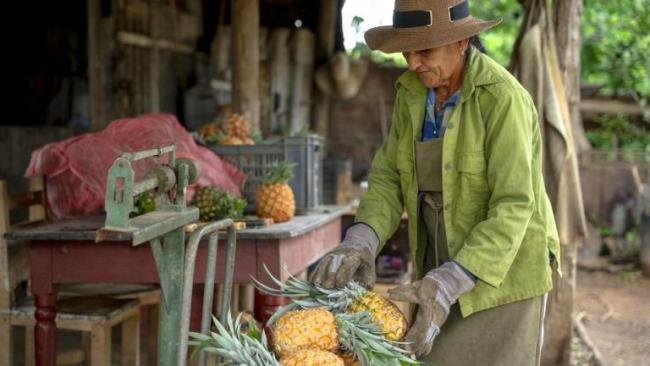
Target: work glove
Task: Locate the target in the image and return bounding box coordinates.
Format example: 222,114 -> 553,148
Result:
388,261 -> 476,357
309,223 -> 379,289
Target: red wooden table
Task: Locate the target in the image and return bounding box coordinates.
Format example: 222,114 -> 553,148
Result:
6,206 -> 345,366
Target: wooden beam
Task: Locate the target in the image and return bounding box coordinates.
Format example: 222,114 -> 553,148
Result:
580,97 -> 650,116
116,31 -> 194,53
232,0 -> 261,130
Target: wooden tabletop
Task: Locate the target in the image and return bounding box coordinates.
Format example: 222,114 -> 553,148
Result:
5,205 -> 349,242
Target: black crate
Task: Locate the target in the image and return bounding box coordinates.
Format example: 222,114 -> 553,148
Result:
208,136 -> 323,213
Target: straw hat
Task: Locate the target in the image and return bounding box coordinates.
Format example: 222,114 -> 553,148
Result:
315,52 -> 369,99
365,0 -> 501,53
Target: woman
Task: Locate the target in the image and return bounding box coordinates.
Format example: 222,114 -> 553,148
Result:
310,0 -> 561,365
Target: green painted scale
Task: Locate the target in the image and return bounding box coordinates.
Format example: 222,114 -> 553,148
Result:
96,145 -> 237,366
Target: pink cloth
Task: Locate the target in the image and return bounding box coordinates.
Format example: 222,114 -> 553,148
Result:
25,113 -> 246,219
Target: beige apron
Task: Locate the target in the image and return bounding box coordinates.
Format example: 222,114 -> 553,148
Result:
415,137 -> 547,366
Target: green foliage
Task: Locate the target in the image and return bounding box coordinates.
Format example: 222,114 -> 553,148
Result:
582,0 -> 650,97
471,0 -> 523,66
585,114 -> 650,150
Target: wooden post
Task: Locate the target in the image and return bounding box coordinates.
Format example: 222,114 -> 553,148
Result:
269,28 -> 292,134
88,0 -> 105,130
313,0 -> 339,141
289,29 -> 316,134
231,0 -> 260,130
541,1 -> 584,365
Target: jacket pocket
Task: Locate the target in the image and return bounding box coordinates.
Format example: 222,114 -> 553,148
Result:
455,152 -> 489,221
456,152 -> 486,174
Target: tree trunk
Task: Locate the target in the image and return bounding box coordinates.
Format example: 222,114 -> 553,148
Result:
231,0 -> 260,130
553,0 -> 590,153
542,1 -> 584,365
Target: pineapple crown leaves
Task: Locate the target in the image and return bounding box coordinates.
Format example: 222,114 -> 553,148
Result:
263,161 -> 297,184
189,312 -> 280,366
335,312 -> 424,366
251,264 -> 366,324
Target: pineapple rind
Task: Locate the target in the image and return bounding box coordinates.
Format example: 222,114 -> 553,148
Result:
280,349 -> 344,366
274,309 -> 339,357
347,292 -> 408,341
256,183 -> 295,222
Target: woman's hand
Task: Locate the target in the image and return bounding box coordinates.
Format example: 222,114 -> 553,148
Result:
309,223 -> 378,289
389,261 -> 476,356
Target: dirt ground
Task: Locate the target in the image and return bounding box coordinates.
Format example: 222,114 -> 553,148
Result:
575,268 -> 650,366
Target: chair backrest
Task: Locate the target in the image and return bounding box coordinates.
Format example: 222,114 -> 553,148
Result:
0,176 -> 46,309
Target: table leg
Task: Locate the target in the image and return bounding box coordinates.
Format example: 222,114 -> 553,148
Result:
253,288 -> 289,326
34,294 -> 56,366
31,242 -> 55,366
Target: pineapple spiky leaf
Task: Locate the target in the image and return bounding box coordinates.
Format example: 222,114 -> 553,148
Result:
335,312 -> 421,366
263,161 -> 297,185
189,312 -> 280,366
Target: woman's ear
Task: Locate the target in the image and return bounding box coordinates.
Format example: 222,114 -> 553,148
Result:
459,39 -> 470,55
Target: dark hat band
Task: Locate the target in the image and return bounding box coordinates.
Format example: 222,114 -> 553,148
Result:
393,0 -> 470,28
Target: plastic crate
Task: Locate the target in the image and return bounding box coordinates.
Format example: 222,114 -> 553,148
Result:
323,157 -> 353,205
208,136 -> 323,213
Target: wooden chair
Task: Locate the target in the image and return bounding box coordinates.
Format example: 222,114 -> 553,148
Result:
0,177 -> 143,366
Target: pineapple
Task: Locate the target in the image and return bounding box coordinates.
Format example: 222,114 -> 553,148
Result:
256,161 -> 297,223
190,313 -> 344,366
222,113 -> 251,140
190,186 -> 246,221
218,135 -> 244,145
198,122 -> 221,143
253,267 -> 408,341
346,291 -> 407,341
133,191 -> 156,216
273,309 -> 339,357
281,349 -> 344,366
190,306 -> 418,366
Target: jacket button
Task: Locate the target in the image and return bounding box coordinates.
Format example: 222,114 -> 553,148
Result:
444,163 -> 452,171
447,123 -> 454,129
444,204 -> 451,210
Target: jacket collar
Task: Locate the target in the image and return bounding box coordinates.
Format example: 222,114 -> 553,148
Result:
395,46 -> 501,103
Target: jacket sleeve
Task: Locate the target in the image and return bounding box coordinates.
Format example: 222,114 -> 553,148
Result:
453,88 -> 537,288
355,92 -> 405,254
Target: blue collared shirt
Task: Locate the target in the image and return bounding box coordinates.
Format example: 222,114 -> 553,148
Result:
422,88 -> 461,141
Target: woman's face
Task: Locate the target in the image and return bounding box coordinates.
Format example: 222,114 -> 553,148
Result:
402,41 -> 467,88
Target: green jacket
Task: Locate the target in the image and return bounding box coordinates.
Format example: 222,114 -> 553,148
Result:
356,49 -> 560,317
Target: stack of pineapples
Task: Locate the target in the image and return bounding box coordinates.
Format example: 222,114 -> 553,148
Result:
190,268 -> 418,366
199,113 -> 255,145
